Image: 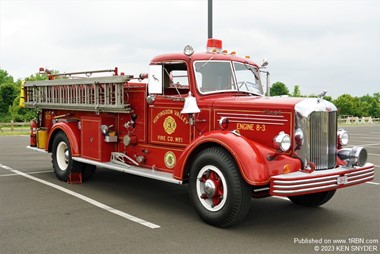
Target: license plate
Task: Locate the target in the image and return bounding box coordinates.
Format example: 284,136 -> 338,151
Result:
337,175 -> 348,185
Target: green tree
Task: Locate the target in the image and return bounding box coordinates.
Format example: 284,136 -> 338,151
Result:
373,92 -> 380,101
0,69 -> 17,116
0,83 -> 18,115
367,98 -> 380,118
360,94 -> 380,118
0,68 -> 50,122
0,69 -> 14,84
333,94 -> 365,117
323,96 -> 333,102
270,82 -> 289,96
292,85 -> 302,97
9,95 -> 36,122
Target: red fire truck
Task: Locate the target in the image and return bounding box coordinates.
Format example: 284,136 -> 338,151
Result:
23,39 -> 374,227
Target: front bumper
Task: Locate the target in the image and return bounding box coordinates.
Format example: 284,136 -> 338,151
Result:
270,163 -> 375,196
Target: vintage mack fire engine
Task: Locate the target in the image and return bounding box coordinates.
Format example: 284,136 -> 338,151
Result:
23,39 -> 375,227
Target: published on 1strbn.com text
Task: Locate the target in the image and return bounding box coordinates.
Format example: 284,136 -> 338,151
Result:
293,237 -> 378,252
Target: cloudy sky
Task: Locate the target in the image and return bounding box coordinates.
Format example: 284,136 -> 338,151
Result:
1,0 -> 379,98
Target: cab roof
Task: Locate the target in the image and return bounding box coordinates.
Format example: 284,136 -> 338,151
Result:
150,52 -> 260,68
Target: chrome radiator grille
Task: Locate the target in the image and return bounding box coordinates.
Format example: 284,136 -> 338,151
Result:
309,111 -> 337,169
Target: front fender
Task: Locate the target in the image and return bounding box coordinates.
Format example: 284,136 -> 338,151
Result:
47,122 -> 81,156
173,131 -> 269,185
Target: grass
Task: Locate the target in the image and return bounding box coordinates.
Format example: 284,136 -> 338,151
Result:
0,126 -> 29,136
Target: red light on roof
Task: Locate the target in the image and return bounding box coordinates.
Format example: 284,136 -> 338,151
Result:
207,38 -> 222,49
207,38 -> 223,53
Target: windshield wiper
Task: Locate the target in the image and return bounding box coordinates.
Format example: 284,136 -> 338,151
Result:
244,63 -> 259,80
234,90 -> 262,96
196,56 -> 214,72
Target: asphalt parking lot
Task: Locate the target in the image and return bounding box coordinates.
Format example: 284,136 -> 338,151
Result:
0,125 -> 379,254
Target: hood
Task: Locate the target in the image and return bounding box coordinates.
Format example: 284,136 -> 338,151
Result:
207,95 -> 337,114
199,95 -> 337,154
208,95 -> 305,111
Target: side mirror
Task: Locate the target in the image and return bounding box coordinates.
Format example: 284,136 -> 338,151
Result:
148,65 -> 163,94
260,59 -> 268,69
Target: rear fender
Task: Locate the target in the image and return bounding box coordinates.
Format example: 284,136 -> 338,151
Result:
47,122 -> 81,156
173,131 -> 269,185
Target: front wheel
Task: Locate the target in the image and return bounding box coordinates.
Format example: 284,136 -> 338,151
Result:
52,131 -> 82,182
189,147 -> 251,227
288,190 -> 336,207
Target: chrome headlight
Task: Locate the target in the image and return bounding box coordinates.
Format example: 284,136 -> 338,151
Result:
273,131 -> 291,152
337,128 -> 349,146
338,146 -> 367,167
183,45 -> 194,56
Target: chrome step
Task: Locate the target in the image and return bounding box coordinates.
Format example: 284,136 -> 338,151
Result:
73,157 -> 182,184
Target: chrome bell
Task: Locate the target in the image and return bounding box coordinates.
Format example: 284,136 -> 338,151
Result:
181,92 -> 200,114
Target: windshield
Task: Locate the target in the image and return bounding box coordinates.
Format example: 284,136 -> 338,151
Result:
234,62 -> 263,95
194,60 -> 263,95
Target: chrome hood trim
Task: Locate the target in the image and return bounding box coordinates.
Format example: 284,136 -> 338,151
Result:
295,98 -> 337,118
295,98 -> 338,170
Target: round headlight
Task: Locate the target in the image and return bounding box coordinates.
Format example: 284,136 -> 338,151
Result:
273,131 -> 291,152
337,128 -> 349,146
350,146 -> 367,167
183,45 -> 194,56
218,117 -> 229,130
338,146 -> 367,167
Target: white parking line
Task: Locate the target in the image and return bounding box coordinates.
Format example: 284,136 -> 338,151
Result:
0,163 -> 160,229
352,143 -> 380,147
0,170 -> 52,177
366,182 -> 380,185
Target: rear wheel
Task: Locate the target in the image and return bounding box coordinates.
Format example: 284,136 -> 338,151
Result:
288,190 -> 336,207
189,147 -> 251,227
52,132 -> 82,181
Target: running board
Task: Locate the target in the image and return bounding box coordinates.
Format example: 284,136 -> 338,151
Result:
26,146 -> 48,153
73,157 -> 182,185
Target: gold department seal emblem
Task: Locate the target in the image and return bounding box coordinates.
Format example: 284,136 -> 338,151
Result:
163,116 -> 176,135
164,151 -> 176,168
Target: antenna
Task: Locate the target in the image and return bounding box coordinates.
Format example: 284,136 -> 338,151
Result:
208,0 -> 213,38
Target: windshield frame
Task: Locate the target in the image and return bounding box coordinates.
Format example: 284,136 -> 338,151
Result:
193,60 -> 263,96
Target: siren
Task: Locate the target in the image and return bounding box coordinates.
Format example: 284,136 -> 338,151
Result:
206,38 -> 222,53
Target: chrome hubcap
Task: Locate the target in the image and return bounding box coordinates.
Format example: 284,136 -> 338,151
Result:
56,141 -> 69,171
196,165 -> 227,212
204,179 -> 216,196
64,150 -> 69,163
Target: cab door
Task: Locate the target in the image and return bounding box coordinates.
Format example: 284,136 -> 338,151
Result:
147,63 -> 192,148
